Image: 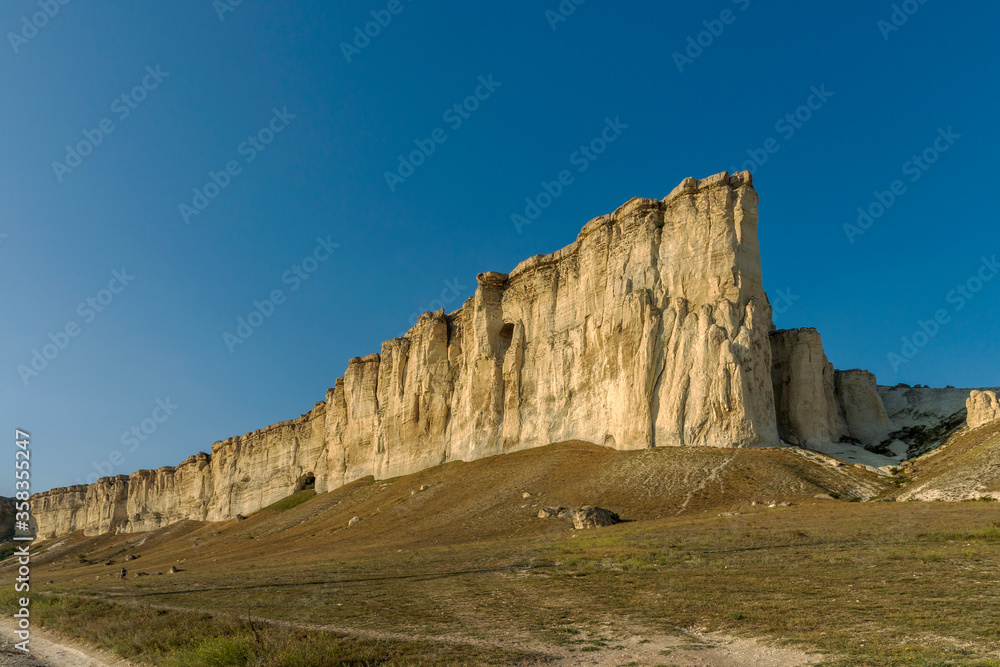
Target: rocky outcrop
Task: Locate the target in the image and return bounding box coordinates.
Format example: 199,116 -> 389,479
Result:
33,170 -> 995,538
33,403 -> 328,538
33,171 -> 781,539
968,390 -> 1000,429
770,337 -> 902,451
571,506 -> 621,530
877,385 -> 994,460
320,171 -> 778,492
769,328 -> 841,446
834,370 -> 894,447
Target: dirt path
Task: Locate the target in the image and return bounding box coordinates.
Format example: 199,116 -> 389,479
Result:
51,592 -> 823,666
0,618 -> 133,667
676,452 -> 740,515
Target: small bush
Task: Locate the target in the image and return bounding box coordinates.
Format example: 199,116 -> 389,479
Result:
164,636 -> 253,667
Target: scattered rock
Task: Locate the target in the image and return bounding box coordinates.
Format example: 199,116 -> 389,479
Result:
537,507 -> 565,518
718,512 -> 743,517
168,566 -> 179,574
814,493 -> 834,499
136,572 -> 148,577
571,506 -> 621,530
348,516 -> 363,527
104,560 -> 114,566
235,514 -> 246,522
522,491 -> 532,498
47,580 -> 54,584
419,485 -> 430,491
150,572 -> 162,576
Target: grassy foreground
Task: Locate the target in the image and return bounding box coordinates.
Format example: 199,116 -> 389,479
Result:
10,444 -> 1000,666
0,589 -> 544,666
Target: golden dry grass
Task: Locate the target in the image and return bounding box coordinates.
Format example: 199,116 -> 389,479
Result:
7,442 -> 1000,666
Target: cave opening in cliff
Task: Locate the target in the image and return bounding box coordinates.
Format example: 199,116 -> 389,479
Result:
296,473 -> 316,491
498,322 -> 514,358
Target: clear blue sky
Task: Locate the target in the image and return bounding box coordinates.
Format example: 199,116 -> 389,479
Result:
2,1 -> 998,495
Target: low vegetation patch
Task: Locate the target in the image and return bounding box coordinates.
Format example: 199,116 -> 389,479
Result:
257,489 -> 316,514
10,444 -> 1000,667
0,590 -> 545,666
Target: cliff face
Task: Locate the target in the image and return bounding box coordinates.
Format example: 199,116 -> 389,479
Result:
31,171 -> 787,538
769,328 -> 842,446
34,403 -> 329,537
320,170 -> 778,493
967,390 -> 1000,429
834,370 -> 894,446
769,330 -> 899,451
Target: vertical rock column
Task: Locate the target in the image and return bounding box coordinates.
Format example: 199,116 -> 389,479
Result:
834,369 -> 894,446
770,328 -> 842,446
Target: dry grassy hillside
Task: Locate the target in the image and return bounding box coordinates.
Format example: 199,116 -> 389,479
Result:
8,442 -> 1000,666
31,442 -> 886,573
896,420 -> 1000,501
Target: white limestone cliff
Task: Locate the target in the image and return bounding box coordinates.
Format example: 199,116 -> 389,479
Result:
835,370 -> 894,447
33,171 -> 780,538
36,171 -> 989,538
967,390 -> 1000,429
769,328 -> 841,446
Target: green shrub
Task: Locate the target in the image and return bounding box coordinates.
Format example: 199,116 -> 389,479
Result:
164,636 -> 254,667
